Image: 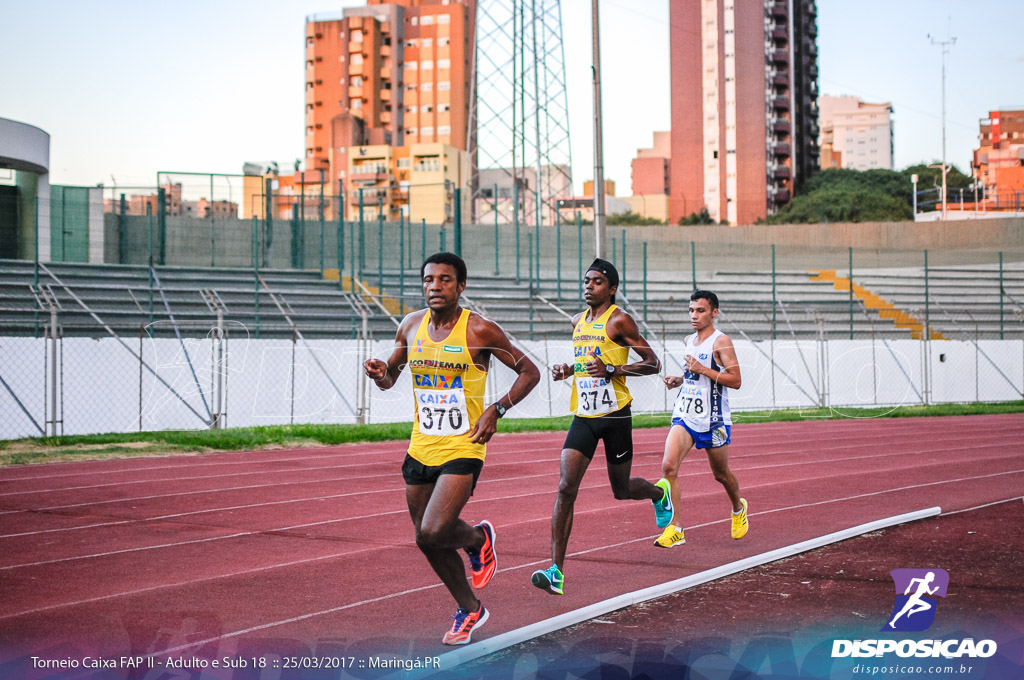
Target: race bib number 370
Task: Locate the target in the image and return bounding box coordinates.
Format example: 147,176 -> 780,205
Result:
415,388 -> 469,436
575,376 -> 617,416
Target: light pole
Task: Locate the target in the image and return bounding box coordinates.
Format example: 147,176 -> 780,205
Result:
912,173 -> 918,219
929,32 -> 956,221
591,0 -> 606,257
972,162 -> 979,211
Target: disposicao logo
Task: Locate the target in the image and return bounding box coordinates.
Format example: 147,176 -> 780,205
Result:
832,568 -> 997,660
883,568 -> 948,632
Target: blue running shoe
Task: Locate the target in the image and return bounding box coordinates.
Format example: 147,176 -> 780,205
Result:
531,564 -> 564,595
653,478 -> 674,528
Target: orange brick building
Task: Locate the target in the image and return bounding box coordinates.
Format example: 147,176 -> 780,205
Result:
631,131 -> 671,196
303,0 -> 474,219
974,109 -> 1024,207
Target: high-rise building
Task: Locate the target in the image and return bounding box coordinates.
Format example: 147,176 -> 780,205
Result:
669,0 -> 819,226
394,0 -> 474,151
304,0 -> 474,220
974,109 -> 1024,204
819,96 -> 894,171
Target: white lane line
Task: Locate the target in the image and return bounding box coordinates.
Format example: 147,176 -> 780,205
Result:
2,451 -> 1020,568
84,469 -> 1024,655
4,419 -> 1015,489
8,473 -> 1020,623
0,475 -> 646,569
146,507 -> 944,661
0,506 -> 412,571
0,502 -> 626,618
0,431 -> 581,482
0,468 -> 553,518
0,458 -> 407,498
2,434 -> 1015,520
0,487 -> 395,539
940,495 -> 1024,515
509,471 -> 1024,567
0,441 -> 1001,539
0,543 -> 396,621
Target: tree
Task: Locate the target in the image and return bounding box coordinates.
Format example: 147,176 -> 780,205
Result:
578,211 -> 667,226
678,208 -> 717,226
768,186 -> 912,224
607,211 -> 666,226
767,163 -> 974,224
900,163 -> 973,211
901,163 -> 973,191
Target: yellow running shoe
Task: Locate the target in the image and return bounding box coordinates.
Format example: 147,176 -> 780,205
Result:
731,498 -> 748,539
654,524 -> 685,548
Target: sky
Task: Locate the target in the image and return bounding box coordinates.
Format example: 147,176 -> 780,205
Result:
1,0 -> 1021,195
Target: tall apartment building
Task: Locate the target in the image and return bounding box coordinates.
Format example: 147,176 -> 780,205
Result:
669,0 -> 819,225
819,96 -> 893,171
974,109 -> 1024,201
304,0 -> 474,219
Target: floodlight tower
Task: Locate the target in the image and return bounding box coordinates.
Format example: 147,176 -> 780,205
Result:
469,0 -> 573,226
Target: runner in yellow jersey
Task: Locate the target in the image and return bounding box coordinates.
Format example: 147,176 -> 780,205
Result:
363,253 -> 539,645
531,259 -> 673,595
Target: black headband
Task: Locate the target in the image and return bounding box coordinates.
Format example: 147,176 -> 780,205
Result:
586,258 -> 619,289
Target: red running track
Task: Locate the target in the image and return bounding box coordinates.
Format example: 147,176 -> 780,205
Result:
0,414 -> 1021,666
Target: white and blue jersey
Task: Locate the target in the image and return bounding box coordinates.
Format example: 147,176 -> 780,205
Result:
672,329 -> 732,443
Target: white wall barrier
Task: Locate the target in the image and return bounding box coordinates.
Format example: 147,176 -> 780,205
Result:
2,335 -> 1022,439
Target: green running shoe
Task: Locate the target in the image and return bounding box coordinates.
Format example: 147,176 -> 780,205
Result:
653,478 -> 674,528
531,564 -> 564,595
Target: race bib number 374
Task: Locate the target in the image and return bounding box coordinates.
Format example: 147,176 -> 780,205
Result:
415,388 -> 470,436
575,376 -> 617,416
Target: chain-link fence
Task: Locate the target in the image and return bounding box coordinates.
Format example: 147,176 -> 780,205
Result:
3,319 -> 1024,439
4,186 -> 1024,438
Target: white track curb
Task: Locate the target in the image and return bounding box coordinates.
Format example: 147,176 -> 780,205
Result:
404,506 -> 941,678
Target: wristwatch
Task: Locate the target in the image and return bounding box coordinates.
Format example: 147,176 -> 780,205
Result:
492,402 -> 507,418
605,363 -> 616,377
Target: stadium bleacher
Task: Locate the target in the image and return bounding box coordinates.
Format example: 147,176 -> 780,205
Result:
0,260 -> 394,340
5,258 -> 1019,342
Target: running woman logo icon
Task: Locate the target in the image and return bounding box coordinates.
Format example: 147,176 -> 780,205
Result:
882,569 -> 949,632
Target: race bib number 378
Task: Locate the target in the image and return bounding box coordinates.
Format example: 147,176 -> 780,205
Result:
575,376 -> 617,416
673,383 -> 707,421
415,388 -> 470,436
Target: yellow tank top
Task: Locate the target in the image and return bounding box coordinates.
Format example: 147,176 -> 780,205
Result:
407,308 -> 488,465
570,304 -> 632,418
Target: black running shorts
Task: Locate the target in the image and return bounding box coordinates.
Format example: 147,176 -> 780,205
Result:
401,454 -> 484,494
562,404 -> 633,463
